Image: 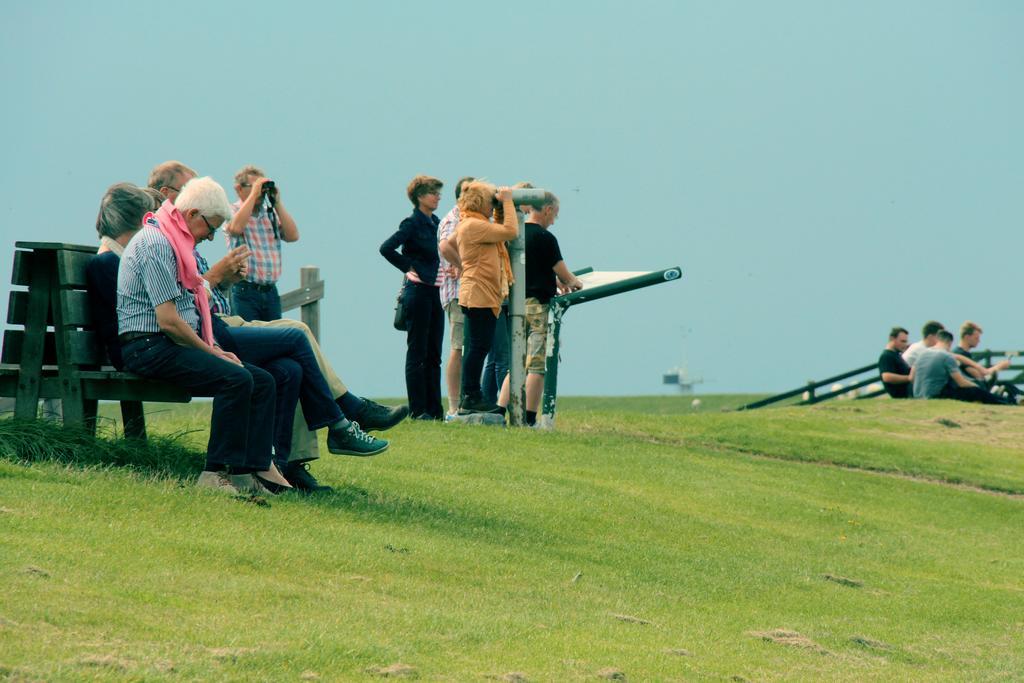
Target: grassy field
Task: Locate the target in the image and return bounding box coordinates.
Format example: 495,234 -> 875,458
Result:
1,395 -> 1023,681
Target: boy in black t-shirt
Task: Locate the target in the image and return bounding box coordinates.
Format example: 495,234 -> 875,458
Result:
878,326 -> 912,398
498,192 -> 582,425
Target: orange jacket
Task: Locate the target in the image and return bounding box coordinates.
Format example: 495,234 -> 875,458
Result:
456,196 -> 518,315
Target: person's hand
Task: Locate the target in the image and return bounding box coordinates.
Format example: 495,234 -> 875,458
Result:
994,359 -> 1011,372
407,269 -> 420,281
567,277 -> 583,292
249,177 -> 273,202
496,186 -> 513,203
208,246 -> 250,287
213,347 -> 242,366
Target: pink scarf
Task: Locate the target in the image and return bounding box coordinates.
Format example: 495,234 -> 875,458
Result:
152,201 -> 214,347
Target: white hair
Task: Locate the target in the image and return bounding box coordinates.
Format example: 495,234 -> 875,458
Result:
174,176 -> 233,222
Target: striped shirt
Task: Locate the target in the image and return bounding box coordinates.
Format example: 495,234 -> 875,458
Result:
193,251 -> 232,316
437,205 -> 461,307
227,199 -> 281,285
117,225 -> 201,335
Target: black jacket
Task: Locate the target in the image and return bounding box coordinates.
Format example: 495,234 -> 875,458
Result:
380,209 -> 441,285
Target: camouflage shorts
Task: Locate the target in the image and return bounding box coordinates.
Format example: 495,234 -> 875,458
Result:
525,298 -> 549,374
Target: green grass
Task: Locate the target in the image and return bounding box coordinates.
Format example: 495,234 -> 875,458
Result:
1,396 -> 1023,681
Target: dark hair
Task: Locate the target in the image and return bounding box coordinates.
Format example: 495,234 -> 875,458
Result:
454,176 -> 475,200
960,320 -> 982,338
406,174 -> 443,207
889,326 -> 909,340
937,330 -> 954,344
96,182 -> 153,239
921,320 -> 945,338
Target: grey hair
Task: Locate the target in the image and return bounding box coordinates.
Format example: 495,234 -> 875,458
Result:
95,182 -> 155,240
174,176 -> 233,222
148,160 -> 196,191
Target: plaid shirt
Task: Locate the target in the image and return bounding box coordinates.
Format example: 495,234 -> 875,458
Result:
437,205 -> 461,307
227,199 -> 282,285
193,250 -> 232,316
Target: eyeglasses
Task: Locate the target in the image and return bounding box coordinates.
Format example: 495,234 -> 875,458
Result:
200,214 -> 220,232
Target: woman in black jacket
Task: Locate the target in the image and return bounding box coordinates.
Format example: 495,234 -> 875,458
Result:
380,175 -> 445,420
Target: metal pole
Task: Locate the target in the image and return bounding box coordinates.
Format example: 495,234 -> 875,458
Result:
538,300 -> 568,429
507,210 -> 527,426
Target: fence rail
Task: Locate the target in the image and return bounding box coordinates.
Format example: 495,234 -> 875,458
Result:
280,266 -> 324,342
737,349 -> 1024,411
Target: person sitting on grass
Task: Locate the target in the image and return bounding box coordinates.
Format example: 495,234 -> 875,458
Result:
912,330 -> 1013,405
902,320 -> 945,368
878,326 -> 912,399
952,321 -> 1016,398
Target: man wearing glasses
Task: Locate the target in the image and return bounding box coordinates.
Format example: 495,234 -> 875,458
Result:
225,164 -> 300,322
117,177 -> 284,494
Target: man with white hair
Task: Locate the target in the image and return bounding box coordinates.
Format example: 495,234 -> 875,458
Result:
147,162 -> 405,492
117,176 -> 287,494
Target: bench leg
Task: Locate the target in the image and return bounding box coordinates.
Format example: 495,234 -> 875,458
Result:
121,401 -> 147,440
83,399 -> 98,436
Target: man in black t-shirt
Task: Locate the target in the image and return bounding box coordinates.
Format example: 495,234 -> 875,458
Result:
498,191 -> 582,425
878,326 -> 912,398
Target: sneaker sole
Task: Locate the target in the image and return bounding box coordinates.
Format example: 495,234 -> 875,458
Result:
328,443 -> 389,457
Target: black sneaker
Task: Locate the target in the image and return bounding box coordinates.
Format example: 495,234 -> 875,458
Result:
327,422 -> 389,457
281,462 -> 333,494
353,399 -> 410,432
458,393 -> 503,415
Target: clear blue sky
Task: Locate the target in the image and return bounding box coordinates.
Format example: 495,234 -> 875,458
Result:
1,1 -> 1021,396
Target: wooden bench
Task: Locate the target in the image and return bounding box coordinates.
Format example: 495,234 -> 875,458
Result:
0,241 -> 328,438
0,242 -> 191,438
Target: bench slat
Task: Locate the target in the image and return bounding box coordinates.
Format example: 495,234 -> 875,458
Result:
61,289 -> 94,327
2,330 -> 105,366
0,369 -> 190,403
57,250 -> 94,288
10,250 -> 33,287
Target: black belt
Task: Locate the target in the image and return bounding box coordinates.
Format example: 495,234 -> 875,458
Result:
118,332 -> 163,345
236,281 -> 277,292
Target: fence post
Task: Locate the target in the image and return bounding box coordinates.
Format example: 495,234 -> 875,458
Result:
300,266 -> 321,343
806,381 -> 816,404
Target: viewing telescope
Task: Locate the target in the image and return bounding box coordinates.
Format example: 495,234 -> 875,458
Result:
504,188 -> 550,208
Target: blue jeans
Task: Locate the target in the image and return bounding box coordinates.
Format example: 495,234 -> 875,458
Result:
231,282 -> 282,322
121,334 -> 276,472
217,326 -> 344,466
481,305 -> 509,404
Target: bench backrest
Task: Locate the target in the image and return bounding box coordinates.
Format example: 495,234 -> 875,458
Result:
3,243 -> 109,368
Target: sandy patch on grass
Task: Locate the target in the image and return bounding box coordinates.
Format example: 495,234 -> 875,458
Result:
78,654 -> 130,670
850,635 -> 893,651
367,663 -> 418,677
485,672 -> 529,682
823,574 -> 863,588
748,629 -> 829,654
610,613 -> 651,625
207,647 -> 256,661
597,667 -> 626,680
